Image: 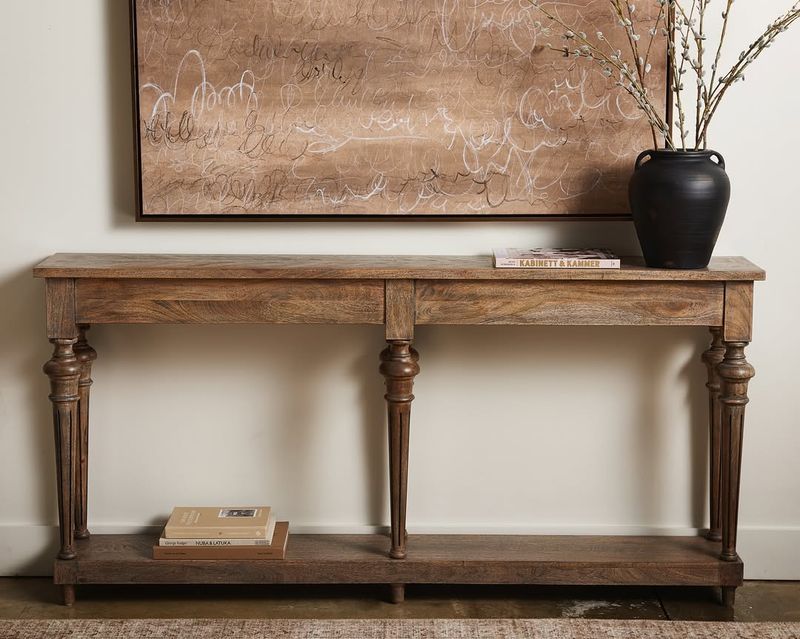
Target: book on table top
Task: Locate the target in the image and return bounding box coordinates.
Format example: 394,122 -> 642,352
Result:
163,506 -> 272,539
153,521 -> 290,560
159,513 -> 276,546
493,248 -> 621,269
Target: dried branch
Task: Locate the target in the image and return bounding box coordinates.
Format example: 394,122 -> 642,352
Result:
699,4 -> 800,142
531,1 -> 669,148
695,0 -> 708,147
529,0 -> 800,151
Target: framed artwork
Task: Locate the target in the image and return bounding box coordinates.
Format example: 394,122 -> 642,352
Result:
131,1 -> 667,220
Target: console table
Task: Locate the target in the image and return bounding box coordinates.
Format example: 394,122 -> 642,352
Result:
34,254 -> 765,607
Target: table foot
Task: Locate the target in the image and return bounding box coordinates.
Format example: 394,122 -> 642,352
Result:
62,584 -> 76,606
389,583 -> 405,604
721,586 -> 736,608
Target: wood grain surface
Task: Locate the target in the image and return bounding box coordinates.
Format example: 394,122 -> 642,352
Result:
415,280 -> 725,326
385,280 -> 415,340
54,533 -> 742,587
75,279 -> 385,324
34,254 -> 766,281
45,279 -> 78,340
73,328 -> 97,541
723,282 -> 755,342
132,0 -> 666,218
37,252 -> 762,605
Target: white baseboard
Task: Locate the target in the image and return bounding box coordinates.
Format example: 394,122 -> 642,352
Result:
737,527 -> 800,580
2,524 -> 797,579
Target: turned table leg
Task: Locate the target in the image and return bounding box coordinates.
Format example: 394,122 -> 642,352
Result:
43,339 -> 82,560
379,341 -> 419,561
74,326 -> 97,540
702,328 -> 725,542
718,341 -> 754,564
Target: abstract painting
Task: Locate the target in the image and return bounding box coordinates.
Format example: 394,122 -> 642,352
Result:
132,0 -> 667,219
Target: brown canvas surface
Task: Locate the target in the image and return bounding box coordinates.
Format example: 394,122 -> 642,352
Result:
134,0 -> 666,217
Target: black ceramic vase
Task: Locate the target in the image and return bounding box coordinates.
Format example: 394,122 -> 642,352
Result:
629,149 -> 730,269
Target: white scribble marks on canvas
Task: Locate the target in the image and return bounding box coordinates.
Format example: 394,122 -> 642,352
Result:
135,0 -> 665,215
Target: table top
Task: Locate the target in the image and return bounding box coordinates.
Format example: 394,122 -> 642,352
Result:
33,254 -> 766,281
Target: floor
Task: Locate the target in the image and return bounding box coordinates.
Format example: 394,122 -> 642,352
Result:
0,580 -> 799,621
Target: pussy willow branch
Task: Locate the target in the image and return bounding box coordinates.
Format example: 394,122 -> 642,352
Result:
584,48 -> 671,145
611,0 -> 646,82
704,0 -> 734,146
673,0 -> 698,148
695,0 -> 707,145
668,21 -> 687,148
707,0 -> 734,95
531,0 -> 800,152
662,0 -> 697,146
531,2 -> 669,148
612,0 -> 671,147
699,5 -> 800,143
642,2 -> 667,74
549,36 -> 668,144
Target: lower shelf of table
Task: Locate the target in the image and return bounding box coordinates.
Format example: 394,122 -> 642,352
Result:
54,533 -> 742,588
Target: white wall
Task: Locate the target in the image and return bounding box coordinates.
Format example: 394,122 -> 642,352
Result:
0,1 -> 797,579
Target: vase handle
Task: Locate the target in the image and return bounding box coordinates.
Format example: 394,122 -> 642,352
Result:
709,151 -> 726,170
634,150 -> 653,170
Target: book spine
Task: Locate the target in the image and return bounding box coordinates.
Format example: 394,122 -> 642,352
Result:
154,522 -> 289,560
164,526 -> 268,539
159,538 -> 269,547
152,546 -> 286,560
495,258 -> 621,269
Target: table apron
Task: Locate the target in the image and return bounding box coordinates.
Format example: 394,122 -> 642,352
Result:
75,278 -> 386,325
414,280 -> 725,326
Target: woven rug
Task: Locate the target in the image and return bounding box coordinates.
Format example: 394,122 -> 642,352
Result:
0,619 -> 798,639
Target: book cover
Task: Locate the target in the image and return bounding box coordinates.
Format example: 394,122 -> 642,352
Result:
493,248 -> 621,269
159,514 -> 276,546
153,521 -> 289,560
164,507 -> 272,539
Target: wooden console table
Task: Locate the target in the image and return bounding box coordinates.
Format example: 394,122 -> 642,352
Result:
34,254 -> 765,607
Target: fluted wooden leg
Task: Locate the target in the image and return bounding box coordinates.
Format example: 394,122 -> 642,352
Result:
702,328 -> 725,542
74,326 -> 97,540
44,339 -> 82,560
718,342 -> 754,562
380,341 -> 419,560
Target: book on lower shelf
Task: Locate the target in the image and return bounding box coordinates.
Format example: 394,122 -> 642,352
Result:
493,248 -> 621,269
159,514 -> 277,546
153,521 -> 290,560
164,506 -> 273,539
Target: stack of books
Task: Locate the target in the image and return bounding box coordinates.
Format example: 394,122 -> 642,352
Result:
153,506 -> 289,560
493,248 -> 621,269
